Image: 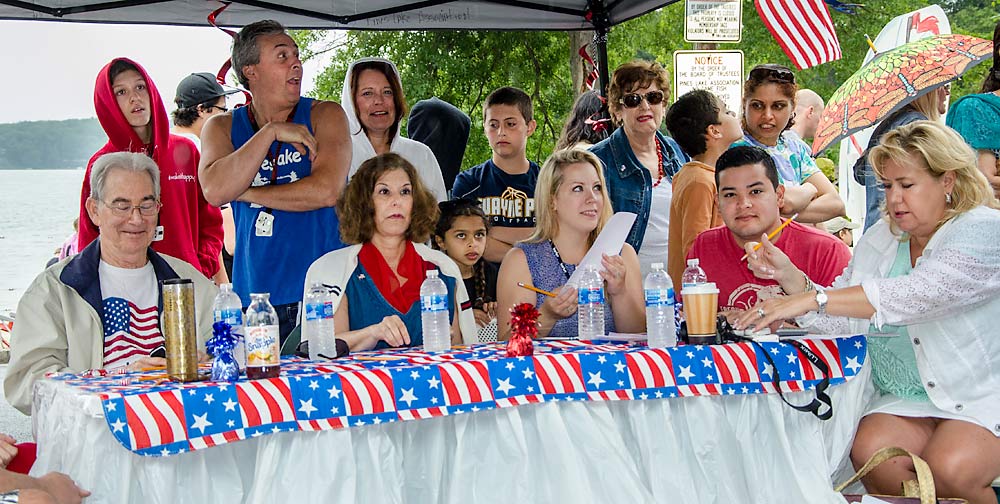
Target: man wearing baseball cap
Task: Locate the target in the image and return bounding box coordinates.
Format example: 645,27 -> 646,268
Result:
823,216 -> 860,248
172,72 -> 239,150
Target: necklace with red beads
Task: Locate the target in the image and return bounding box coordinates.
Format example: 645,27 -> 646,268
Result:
651,137 -> 666,188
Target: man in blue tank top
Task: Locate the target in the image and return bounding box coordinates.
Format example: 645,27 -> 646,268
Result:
199,20 -> 352,344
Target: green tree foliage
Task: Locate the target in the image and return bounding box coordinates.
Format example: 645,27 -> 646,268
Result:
295,1 -> 996,169
297,30 -> 575,168
0,119 -> 106,169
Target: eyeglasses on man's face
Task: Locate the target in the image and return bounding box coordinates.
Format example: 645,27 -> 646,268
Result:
620,90 -> 665,109
102,199 -> 161,217
205,105 -> 228,113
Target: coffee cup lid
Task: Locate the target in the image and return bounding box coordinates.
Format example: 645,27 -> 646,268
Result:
681,282 -> 718,295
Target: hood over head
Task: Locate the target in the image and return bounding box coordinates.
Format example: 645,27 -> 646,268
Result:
340,57 -> 407,143
407,97 -> 471,191
94,57 -> 170,158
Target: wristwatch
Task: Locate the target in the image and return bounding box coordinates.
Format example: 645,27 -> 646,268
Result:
814,287 -> 828,315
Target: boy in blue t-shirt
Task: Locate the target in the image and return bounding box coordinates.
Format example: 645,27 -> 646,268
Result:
452,86 -> 539,263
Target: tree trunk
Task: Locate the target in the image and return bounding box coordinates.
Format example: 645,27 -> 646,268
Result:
568,31 -> 595,98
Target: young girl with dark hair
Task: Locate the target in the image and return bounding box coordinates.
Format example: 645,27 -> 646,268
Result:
433,199 -> 498,336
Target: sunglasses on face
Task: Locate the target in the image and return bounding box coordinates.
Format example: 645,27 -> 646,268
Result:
620,90 -> 665,109
747,65 -> 795,84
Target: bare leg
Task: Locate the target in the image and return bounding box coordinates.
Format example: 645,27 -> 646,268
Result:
850,413 -> 936,494
921,419 -> 1000,504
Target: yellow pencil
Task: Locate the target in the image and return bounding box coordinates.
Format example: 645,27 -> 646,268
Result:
865,34 -> 878,55
740,214 -> 798,261
518,282 -> 557,298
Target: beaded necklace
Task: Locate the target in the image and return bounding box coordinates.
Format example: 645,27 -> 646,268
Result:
651,137 -> 666,188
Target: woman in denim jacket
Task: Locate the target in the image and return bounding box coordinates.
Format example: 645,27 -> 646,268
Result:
589,60 -> 687,275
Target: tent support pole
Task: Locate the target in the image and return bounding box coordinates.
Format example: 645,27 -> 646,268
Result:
587,1 -> 612,97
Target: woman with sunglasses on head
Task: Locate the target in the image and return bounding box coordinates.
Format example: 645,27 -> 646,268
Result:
733,64 -> 844,223
590,60 -> 689,276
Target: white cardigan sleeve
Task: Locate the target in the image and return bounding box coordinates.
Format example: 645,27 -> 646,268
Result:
797,254 -> 856,334
863,209 -> 1000,328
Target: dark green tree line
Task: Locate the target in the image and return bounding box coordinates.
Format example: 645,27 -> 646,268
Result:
0,119 -> 105,169
295,1 -> 995,168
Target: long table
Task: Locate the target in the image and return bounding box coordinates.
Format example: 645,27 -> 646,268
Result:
31,336 -> 872,503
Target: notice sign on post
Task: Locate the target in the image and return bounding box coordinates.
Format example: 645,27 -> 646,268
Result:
684,0 -> 742,43
673,50 -> 744,115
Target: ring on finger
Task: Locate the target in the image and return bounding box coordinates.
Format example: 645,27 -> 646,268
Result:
757,307 -> 766,319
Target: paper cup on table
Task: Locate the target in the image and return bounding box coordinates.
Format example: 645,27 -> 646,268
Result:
681,282 -> 719,345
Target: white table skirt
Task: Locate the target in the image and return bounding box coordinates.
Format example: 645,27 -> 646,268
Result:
31,363 -> 872,504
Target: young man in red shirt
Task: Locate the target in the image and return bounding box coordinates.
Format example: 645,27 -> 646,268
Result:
686,146 -> 851,312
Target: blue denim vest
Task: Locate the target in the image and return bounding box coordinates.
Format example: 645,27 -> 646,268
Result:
589,127 -> 688,251
345,262 -> 458,350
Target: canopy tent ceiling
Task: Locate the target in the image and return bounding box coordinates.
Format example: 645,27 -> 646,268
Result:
0,1 -> 677,30
0,0 -> 681,92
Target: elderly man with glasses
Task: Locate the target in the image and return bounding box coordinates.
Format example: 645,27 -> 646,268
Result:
4,152 -> 218,415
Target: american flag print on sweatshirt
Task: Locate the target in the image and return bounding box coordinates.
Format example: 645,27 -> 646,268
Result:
102,297 -> 163,368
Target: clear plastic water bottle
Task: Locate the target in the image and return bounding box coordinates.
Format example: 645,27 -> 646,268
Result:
681,258 -> 708,288
212,283 -> 246,372
303,282 -> 336,360
680,258 -> 709,337
577,265 -> 606,339
644,263 -> 676,348
420,270 -> 451,352
244,293 -> 280,380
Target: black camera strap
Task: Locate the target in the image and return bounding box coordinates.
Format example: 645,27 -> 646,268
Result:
731,335 -> 834,421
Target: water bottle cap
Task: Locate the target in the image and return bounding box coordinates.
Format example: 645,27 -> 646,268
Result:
427,270 -> 439,278
220,283 -> 233,291
687,258 -> 699,267
651,262 -> 663,270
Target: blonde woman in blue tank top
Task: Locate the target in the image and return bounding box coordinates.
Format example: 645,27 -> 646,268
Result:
496,149 -> 645,340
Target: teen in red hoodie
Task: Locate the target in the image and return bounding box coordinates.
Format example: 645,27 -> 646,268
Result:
77,58 -> 223,278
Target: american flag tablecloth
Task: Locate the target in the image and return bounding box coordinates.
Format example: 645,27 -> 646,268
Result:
48,335 -> 867,457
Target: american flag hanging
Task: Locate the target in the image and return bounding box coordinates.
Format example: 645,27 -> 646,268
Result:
101,298 -> 163,369
754,0 -> 843,70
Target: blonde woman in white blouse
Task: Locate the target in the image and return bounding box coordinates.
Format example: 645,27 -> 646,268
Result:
731,121 -> 1000,504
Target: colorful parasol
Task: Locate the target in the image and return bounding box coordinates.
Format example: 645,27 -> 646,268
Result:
811,33 -> 993,155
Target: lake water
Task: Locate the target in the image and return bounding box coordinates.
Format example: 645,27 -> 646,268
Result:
0,169 -> 85,313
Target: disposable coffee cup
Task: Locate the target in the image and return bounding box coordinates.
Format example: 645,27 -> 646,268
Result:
681,282 -> 719,345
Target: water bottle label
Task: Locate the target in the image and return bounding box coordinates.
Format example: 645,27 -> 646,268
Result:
245,325 -> 279,367
644,288 -> 675,307
421,294 -> 448,313
305,301 -> 334,321
578,287 -> 604,305
214,307 -> 243,325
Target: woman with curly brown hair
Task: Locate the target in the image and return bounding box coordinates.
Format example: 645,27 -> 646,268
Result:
303,153 -> 476,351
